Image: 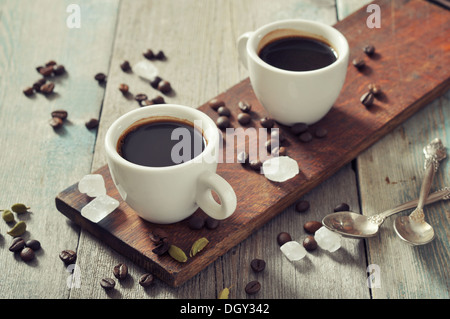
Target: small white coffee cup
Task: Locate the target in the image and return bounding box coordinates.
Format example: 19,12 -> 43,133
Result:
105,104 -> 237,224
237,19 -> 349,125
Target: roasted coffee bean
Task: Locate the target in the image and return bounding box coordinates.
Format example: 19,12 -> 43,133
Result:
141,99 -> 153,106
150,76 -> 162,89
299,131 -> 313,143
143,49 -> 155,60
368,83 -> 381,95
139,273 -> 155,287
33,78 -> 46,92
271,146 -> 286,157
277,232 -> 292,246
39,65 -> 54,76
149,228 -> 169,243
49,117 -> 63,129
205,217 -> 220,230
188,215 -> 205,230
25,239 -> 41,251
119,83 -> 129,94
53,65 -> 66,76
51,110 -> 68,120
265,139 -> 279,153
85,118 -> 99,129
364,44 -> 375,56
249,159 -> 262,171
303,221 -> 323,234
94,73 -> 106,83
334,202 -> 350,212
152,95 -> 165,104
238,101 -> 251,113
216,116 -> 230,130
9,237 -> 25,252
303,235 -> 318,251
216,106 -> 230,117
152,239 -> 170,255
100,278 -> 116,290
250,259 -> 266,273
113,263 -> 128,280
290,122 -> 308,135
209,99 -> 225,111
360,92 -> 374,107
20,247 -> 35,262
158,80 -> 172,94
260,117 -> 274,128
40,82 -> 55,94
271,129 -> 285,142
295,200 -> 310,213
352,58 -> 365,69
245,280 -> 261,295
59,249 -> 77,264
120,60 -> 131,72
314,127 -> 328,138
237,151 -> 249,164
45,60 -> 57,67
237,113 -> 251,125
135,93 -> 148,102
155,50 -> 166,60
23,87 -> 34,96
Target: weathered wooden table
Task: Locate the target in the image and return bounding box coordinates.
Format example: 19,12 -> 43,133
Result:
0,0 -> 448,300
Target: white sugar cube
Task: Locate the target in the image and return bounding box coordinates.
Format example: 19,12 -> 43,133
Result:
314,226 -> 342,252
81,194 -> 119,223
78,174 -> 106,197
133,60 -> 158,81
280,241 -> 307,261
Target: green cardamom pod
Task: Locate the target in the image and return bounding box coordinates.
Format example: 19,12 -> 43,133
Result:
7,221 -> 27,237
11,203 -> 30,214
2,210 -> 15,222
189,237 -> 209,257
168,245 -> 188,263
218,287 -> 230,299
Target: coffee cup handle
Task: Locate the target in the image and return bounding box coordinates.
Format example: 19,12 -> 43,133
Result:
237,32 -> 253,69
196,170 -> 237,220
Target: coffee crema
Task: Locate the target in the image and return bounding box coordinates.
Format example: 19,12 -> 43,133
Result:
258,35 -> 337,72
117,117 -> 206,167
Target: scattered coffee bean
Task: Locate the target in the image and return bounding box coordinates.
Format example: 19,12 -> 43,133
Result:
271,129 -> 285,142
277,232 -> 292,246
150,76 -> 162,89
352,58 -> 365,69
23,87 -> 34,96
237,113 -> 251,125
139,273 -> 155,287
290,122 -> 308,135
141,99 -> 153,106
135,93 -> 148,102
271,146 -> 287,157
188,215 -> 205,230
299,131 -> 313,143
143,49 -> 155,60
59,249 -> 77,264
25,239 -> 41,251
260,117 -> 274,128
360,91 -> 374,107
368,83 -> 381,95
334,202 -> 350,212
120,60 -> 131,72
303,235 -> 318,251
9,237 -> 26,252
94,73 -> 106,83
303,221 -> 323,234
51,110 -> 68,120
249,159 -> 263,171
85,118 -> 99,130
38,65 -> 54,77
364,44 -> 375,56
245,280 -> 261,295
217,106 -> 231,117
100,278 -> 116,290
209,98 -> 225,111
265,139 -> 279,153
250,259 -> 266,273
152,239 -> 170,256
237,151 -> 249,164
33,78 -> 46,92
49,117 -> 63,129
157,80 -> 172,94
119,83 -> 129,94
20,247 -> 35,262
216,116 -> 230,130
151,95 -> 165,104
40,82 -> 55,94
205,216 -> 220,230
238,101 -> 252,113
53,65 -> 66,76
113,263 -> 128,280
149,228 -> 169,243
45,60 -> 57,67
155,50 -> 166,60
295,200 -> 310,213
314,127 -> 328,138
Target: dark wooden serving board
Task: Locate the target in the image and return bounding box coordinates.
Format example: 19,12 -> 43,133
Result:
55,0 -> 450,287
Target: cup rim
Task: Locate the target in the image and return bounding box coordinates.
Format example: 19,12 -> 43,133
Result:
105,104 -> 219,172
247,19 -> 349,75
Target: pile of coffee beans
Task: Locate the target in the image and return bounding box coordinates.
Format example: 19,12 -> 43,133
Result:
290,122 -> 328,143
9,237 -> 41,262
23,60 -> 66,97
187,214 -> 220,230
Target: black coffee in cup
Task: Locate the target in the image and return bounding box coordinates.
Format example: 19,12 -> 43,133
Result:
258,34 -> 337,72
117,117 -> 206,167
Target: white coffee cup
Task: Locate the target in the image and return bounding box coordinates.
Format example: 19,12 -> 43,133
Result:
237,19 -> 349,125
105,104 -> 237,224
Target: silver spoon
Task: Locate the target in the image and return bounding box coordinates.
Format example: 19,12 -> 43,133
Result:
393,138 -> 446,245
322,187 -> 450,238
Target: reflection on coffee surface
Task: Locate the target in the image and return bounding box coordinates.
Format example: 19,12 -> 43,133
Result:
258,35 -> 337,72
117,118 -> 205,167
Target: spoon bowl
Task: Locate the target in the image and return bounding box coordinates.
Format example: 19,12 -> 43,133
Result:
322,212 -> 379,238
393,215 -> 435,245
